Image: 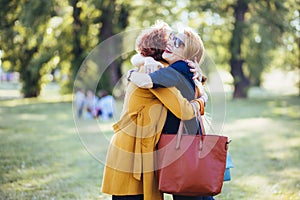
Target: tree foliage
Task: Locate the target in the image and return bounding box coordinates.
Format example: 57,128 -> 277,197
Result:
0,0 -> 57,97
0,0 -> 298,98
187,0 -> 297,98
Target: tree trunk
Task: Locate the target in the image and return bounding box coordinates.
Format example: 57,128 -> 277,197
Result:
20,47 -> 40,98
97,0 -> 128,94
68,0 -> 84,91
230,59 -> 250,98
21,70 -> 41,98
230,0 -> 250,98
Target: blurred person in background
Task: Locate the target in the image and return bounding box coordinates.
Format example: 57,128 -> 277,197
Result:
84,89 -> 98,119
96,90 -> 116,121
74,88 -> 85,118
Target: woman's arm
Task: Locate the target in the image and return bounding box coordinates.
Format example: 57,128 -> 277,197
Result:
128,64 -> 208,107
127,70 -> 205,116
149,87 -> 202,120
130,61 -> 193,89
128,67 -> 178,89
128,58 -> 207,116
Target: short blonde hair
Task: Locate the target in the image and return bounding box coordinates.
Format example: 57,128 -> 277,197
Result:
182,28 -> 205,64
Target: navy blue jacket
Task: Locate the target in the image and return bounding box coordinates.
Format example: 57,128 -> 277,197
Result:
150,60 -> 200,134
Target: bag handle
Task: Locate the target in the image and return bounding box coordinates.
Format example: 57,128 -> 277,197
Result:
192,103 -> 205,152
175,85 -> 208,151
192,84 -> 206,135
191,101 -> 206,135
175,102 -> 205,151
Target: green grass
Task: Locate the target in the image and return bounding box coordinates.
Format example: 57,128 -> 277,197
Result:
217,96 -> 300,200
0,98 -> 111,199
0,90 -> 299,199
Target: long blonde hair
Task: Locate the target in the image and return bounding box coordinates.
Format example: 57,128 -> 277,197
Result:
182,28 -> 205,64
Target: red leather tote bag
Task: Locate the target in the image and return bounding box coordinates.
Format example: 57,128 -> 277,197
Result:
156,113 -> 228,196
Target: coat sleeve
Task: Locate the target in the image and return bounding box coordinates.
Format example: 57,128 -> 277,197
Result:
149,87 -> 198,120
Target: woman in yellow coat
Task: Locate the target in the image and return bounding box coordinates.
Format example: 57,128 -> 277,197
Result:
102,22 -> 205,200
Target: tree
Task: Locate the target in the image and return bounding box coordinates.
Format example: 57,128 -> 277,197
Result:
0,0 -> 59,97
62,0 -> 87,93
63,0 -> 130,94
188,0 -> 296,98
1,0 -> 297,98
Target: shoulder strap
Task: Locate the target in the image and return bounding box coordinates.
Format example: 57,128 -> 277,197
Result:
191,102 -> 206,135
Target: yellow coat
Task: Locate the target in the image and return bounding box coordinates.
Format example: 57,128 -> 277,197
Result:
101,82 -> 197,200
